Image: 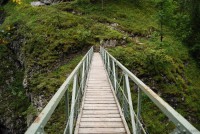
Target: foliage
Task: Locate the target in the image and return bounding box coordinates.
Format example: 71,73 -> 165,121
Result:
0,44 -> 30,133
12,0 -> 22,4
0,0 -> 200,133
154,0 -> 200,64
109,36 -> 200,131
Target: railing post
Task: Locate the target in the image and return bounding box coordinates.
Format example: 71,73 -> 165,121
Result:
69,74 -> 77,134
103,49 -> 105,62
86,55 -> 89,73
104,52 -> 107,67
112,60 -> 117,92
115,65 -> 119,94
107,55 -> 110,76
81,61 -> 85,94
88,52 -> 90,65
122,75 -> 125,114
75,75 -> 79,119
125,74 -> 137,134
65,89 -> 69,134
136,87 -> 142,134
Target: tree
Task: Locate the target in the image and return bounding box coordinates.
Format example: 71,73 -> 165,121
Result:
155,0 -> 176,42
178,0 -> 200,62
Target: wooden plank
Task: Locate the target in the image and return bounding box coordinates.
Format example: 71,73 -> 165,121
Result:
85,99 -> 114,101
84,104 -> 117,107
82,114 -> 120,118
86,92 -> 113,94
87,86 -> 110,90
86,89 -> 110,91
87,83 -> 110,85
88,78 -> 107,82
81,118 -> 122,122
85,96 -> 114,98
83,107 -> 118,110
86,91 -> 111,93
87,81 -> 109,83
80,122 -> 123,128
85,96 -> 113,98
83,110 -> 119,114
85,97 -> 114,99
78,128 -> 126,133
86,90 -> 112,92
84,101 -> 116,104
87,86 -> 111,88
86,88 -> 110,90
85,98 -> 115,101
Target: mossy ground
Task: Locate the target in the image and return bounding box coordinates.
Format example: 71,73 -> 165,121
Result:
64,0 -> 200,132
0,0 -> 200,133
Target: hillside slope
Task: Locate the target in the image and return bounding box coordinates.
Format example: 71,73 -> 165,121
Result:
0,0 -> 199,133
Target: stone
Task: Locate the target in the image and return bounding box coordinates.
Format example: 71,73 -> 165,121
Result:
110,23 -> 118,27
31,1 -> 45,6
43,0 -> 52,4
109,40 -> 117,47
23,76 -> 28,88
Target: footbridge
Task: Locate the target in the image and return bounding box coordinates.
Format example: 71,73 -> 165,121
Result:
26,46 -> 200,134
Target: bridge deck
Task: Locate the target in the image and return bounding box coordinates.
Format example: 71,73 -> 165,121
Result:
75,53 -> 130,134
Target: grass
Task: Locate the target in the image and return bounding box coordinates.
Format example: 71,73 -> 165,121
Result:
0,0 -> 200,133
108,32 -> 200,132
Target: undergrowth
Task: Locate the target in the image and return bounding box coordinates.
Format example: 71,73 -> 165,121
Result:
0,0 -> 199,133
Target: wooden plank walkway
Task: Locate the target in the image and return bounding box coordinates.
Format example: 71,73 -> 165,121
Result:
75,53 -> 130,134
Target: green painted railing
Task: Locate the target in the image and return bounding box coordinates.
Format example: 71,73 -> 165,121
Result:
100,46 -> 200,134
25,47 -> 93,134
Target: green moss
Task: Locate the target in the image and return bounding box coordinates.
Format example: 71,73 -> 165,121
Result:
30,55 -> 83,95
1,0 -> 200,133
109,37 -> 200,132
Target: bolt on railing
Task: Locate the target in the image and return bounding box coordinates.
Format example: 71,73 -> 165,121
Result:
25,47 -> 94,134
100,46 -> 200,134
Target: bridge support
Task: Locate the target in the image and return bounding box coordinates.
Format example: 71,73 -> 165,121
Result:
125,74 -> 137,134
112,60 -> 117,92
81,61 -> 85,94
69,74 -> 77,134
136,87 -> 142,134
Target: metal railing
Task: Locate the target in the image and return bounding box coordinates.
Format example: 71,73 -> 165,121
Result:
25,47 -> 93,134
100,46 -> 200,134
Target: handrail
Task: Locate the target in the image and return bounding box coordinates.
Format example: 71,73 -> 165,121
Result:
25,46 -> 94,134
100,46 -> 200,134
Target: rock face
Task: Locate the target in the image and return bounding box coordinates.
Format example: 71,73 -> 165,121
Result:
101,38 -> 127,48
31,1 -> 45,6
31,0 -> 68,6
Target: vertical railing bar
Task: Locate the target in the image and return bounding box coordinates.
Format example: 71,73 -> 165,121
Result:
124,76 -> 128,119
76,72 -> 80,120
125,74 -> 137,134
107,55 -> 110,75
116,64 -> 118,94
137,87 -> 142,134
122,74 -> 125,114
112,60 -> 117,92
69,74 -> 77,134
87,55 -> 89,73
65,89 -> 69,131
104,51 -> 107,67
81,61 -> 85,94
85,55 -> 87,74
